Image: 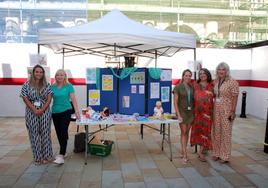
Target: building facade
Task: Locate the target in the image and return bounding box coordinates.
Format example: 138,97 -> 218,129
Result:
0,0 -> 268,48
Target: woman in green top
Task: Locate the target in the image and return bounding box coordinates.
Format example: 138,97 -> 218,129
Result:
51,69 -> 80,164
173,69 -> 194,164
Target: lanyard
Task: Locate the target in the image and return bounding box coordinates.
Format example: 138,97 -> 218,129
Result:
184,83 -> 191,108
217,79 -> 224,98
187,88 -> 191,107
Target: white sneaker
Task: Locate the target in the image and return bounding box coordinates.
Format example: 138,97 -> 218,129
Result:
53,155 -> 64,164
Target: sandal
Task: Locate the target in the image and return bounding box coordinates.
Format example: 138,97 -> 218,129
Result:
219,159 -> 229,164
34,161 -> 41,165
42,160 -> 50,164
198,155 -> 207,162
212,156 -> 219,161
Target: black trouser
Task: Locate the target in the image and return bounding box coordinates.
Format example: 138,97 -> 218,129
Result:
52,109 -> 72,155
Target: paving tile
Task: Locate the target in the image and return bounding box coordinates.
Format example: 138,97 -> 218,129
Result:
247,164 -> 268,179
144,176 -> 167,188
165,178 -> 190,188
220,172 -> 254,187
124,182 -> 146,188
178,167 -> 212,188
81,158 -> 102,182
245,173 -> 268,188
205,176 -> 234,188
154,159 -> 182,178
0,175 -> 19,187
121,162 -> 143,182
102,170 -> 124,188
57,172 -> 81,188
189,156 -> 213,177
0,163 -> 11,174
12,173 -> 42,188
206,158 -> 236,173
136,154 -> 157,169
103,153 -> 121,170
79,181 -> 101,188
35,184 -> 57,188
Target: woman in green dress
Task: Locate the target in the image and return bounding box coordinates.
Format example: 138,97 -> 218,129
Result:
173,69 -> 194,164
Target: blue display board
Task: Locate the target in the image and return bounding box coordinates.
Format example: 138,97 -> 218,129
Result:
147,68 -> 172,115
86,68 -> 118,113
118,68 -> 147,115
118,68 -> 172,115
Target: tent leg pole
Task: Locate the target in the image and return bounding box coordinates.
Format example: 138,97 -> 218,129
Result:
62,48 -> 65,69
155,50 -> 157,67
37,44 -> 40,54
194,48 -> 198,153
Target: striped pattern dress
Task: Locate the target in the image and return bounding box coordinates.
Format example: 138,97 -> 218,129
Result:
20,81 -> 53,162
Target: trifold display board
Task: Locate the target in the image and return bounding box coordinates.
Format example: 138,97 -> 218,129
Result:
86,67 -> 172,115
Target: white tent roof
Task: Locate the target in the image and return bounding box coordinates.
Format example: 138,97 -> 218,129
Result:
38,9 -> 196,58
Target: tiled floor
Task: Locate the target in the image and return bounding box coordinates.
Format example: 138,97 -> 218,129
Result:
0,116 -> 268,188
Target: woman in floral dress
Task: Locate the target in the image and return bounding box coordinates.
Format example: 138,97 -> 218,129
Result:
212,62 -> 239,163
190,68 -> 214,162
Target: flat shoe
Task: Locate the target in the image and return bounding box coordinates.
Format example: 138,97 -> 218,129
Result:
181,157 -> 188,164
198,155 -> 207,162
219,159 -> 229,164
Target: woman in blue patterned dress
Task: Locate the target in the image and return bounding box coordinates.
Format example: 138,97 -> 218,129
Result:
20,64 -> 53,165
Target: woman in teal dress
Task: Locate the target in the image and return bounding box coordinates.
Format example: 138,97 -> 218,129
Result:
173,69 -> 194,164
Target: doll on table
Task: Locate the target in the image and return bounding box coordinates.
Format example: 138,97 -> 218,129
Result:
87,106 -> 110,120
154,101 -> 164,119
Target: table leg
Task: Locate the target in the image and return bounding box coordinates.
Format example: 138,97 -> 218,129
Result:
140,124 -> 144,139
168,124 -> 172,161
85,124 -> 88,165
161,123 -> 165,151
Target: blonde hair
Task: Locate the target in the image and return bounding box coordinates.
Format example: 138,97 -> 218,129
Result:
55,69 -> 69,85
215,62 -> 231,82
156,101 -> 162,107
29,64 -> 47,90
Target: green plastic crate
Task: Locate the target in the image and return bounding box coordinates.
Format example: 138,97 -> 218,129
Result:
88,140 -> 114,157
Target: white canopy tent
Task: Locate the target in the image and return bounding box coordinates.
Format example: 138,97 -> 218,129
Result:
38,9 -> 196,66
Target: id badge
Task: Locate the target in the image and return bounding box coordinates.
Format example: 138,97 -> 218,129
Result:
187,106 -> 191,111
216,98 -> 221,103
34,101 -> 41,107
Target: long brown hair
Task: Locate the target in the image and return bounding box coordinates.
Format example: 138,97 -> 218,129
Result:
180,69 -> 192,83
29,64 -> 47,90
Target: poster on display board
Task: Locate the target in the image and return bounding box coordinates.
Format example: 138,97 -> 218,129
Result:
150,82 -> 160,99
88,90 -> 100,106
130,72 -> 145,84
160,69 -> 172,81
122,96 -> 130,108
131,85 -> 136,93
27,66 -> 50,83
29,54 -> 47,66
139,85 -> 144,94
86,68 -> 97,84
102,75 -> 113,91
161,86 -> 170,102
